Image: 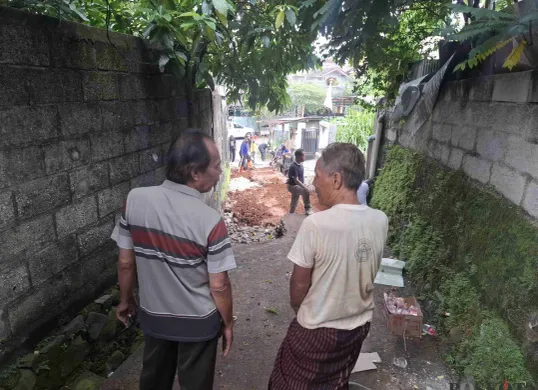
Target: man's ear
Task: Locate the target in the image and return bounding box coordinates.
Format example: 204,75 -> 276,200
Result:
332,172 -> 344,190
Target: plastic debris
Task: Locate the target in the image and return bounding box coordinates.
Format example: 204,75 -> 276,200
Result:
392,357 -> 408,369
423,324 -> 437,336
384,292 -> 420,316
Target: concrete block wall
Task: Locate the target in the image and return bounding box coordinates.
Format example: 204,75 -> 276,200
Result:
390,70 -> 538,220
0,6 -> 220,350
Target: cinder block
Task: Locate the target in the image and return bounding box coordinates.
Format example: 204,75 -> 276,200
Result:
0,146 -> 45,190
522,180 -> 538,219
51,38 -> 96,70
476,129 -> 507,162
432,123 -> 453,144
101,101 -> 134,131
43,137 -> 91,175
432,99 -> 464,126
0,24 -> 49,66
63,241 -> 115,291
15,174 -> 71,219
0,66 -> 29,105
464,101 -> 527,136
468,76 -> 494,101
0,262 -> 31,304
490,163 -> 527,205
448,148 -> 464,170
90,130 -> 125,162
451,125 -> 477,151
98,182 -> 130,218
26,68 -> 64,104
55,196 -> 98,238
119,74 -> 150,100
78,216 -> 114,256
149,124 -> 172,147
0,191 -> 15,229
434,142 -> 451,165
124,126 -> 151,153
134,100 -> 159,125
109,153 -> 139,185
504,136 -> 538,179
0,307 -> 11,340
462,155 -> 492,184
131,171 -> 156,189
83,72 -> 120,101
159,99 -> 176,121
0,215 -> 56,263
63,70 -> 84,102
59,103 -> 101,136
70,163 -> 109,199
139,146 -> 164,173
492,71 -> 532,102
175,98 -> 190,118
95,42 -> 128,72
28,235 -> 78,287
521,104 -> 538,143
0,106 -> 60,148
8,277 -> 67,335
155,166 -> 167,184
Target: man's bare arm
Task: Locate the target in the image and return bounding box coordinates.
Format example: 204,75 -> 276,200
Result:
117,248 -> 137,326
209,272 -> 234,327
210,272 -> 234,357
290,264 -> 313,313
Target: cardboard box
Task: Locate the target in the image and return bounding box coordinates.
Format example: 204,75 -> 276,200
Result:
383,296 -> 423,338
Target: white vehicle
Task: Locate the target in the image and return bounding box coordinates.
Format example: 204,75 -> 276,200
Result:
227,121 -> 254,139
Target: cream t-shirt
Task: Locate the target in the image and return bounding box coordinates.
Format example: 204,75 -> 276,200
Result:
288,204 -> 388,330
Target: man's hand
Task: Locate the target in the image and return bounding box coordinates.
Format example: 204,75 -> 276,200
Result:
222,325 -> 234,357
116,297 -> 137,327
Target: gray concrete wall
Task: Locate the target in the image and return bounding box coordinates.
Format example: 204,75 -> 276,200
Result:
0,6 -> 223,351
386,70 -> 538,221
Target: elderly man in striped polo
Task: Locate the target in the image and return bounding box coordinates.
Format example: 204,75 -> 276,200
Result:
112,130 -> 236,390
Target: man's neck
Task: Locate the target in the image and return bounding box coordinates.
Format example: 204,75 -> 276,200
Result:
329,191 -> 360,207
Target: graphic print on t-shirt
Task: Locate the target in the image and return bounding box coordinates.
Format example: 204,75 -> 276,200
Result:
355,239 -> 373,263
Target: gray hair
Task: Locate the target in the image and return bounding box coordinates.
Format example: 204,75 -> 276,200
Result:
319,143 -> 365,190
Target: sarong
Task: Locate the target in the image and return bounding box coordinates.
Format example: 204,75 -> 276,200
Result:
268,319 -> 371,390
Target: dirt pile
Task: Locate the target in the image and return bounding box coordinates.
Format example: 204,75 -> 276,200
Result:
226,167 -> 322,227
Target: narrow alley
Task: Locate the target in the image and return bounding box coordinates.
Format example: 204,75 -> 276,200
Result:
104,161 -> 456,390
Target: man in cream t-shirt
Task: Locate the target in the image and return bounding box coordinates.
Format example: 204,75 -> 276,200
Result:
269,143 -> 388,390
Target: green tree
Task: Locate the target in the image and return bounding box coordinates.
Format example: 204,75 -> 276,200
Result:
287,82 -> 327,116
301,0 -> 450,105
332,107 -> 375,151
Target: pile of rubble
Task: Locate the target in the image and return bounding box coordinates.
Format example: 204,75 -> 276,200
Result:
223,210 -> 285,244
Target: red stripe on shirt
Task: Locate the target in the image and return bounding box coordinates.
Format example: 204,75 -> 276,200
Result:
131,229 -> 204,258
208,219 -> 228,246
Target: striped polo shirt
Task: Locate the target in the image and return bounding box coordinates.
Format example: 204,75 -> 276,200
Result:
111,180 -> 236,342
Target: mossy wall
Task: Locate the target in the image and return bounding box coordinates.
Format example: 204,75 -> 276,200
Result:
371,146 -> 538,387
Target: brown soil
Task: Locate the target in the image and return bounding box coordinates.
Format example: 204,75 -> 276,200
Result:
227,167 -> 326,226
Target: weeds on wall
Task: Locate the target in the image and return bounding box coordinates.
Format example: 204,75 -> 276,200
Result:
371,146 -> 538,386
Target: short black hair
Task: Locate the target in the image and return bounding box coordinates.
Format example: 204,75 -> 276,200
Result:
166,130 -> 214,185
294,149 -> 304,158
320,143 -> 365,191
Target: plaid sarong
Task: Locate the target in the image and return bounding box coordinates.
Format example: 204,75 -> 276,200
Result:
269,319 -> 371,390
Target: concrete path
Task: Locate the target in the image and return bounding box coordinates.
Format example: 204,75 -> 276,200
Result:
102,214 -> 455,390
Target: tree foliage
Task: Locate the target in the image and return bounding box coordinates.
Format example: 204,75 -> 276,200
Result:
4,0 -> 322,113
306,0 -> 450,104
332,107 -> 374,151
444,3 -> 538,72
286,82 -> 326,116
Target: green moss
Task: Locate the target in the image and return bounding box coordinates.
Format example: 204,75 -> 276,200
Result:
372,146 -> 538,384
